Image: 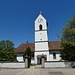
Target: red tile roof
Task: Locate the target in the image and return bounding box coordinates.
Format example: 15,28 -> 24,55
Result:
49,41 -> 61,50
15,41 -> 62,53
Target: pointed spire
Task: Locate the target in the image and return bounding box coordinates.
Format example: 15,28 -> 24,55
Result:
40,11 -> 42,14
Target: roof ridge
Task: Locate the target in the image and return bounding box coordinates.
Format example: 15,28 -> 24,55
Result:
49,41 -> 60,42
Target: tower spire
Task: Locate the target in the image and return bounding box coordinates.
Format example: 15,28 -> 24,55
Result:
40,11 -> 42,14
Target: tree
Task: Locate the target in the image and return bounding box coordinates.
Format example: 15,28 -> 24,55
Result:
0,40 -> 17,62
60,15 -> 75,61
23,47 -> 32,68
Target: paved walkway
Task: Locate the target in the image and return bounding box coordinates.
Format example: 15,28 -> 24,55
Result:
40,68 -> 75,75
16,68 -> 75,75
16,68 -> 40,75
0,67 -> 75,75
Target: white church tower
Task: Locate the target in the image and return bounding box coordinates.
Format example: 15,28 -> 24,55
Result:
34,12 -> 49,64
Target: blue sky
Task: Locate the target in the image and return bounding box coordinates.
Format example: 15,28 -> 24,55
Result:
0,0 -> 75,47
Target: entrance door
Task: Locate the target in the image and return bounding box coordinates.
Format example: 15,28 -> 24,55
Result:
37,58 -> 42,65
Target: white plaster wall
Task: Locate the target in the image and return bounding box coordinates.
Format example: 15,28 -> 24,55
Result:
35,31 -> 48,41
31,60 -> 35,64
0,62 -> 25,68
17,54 -> 24,62
45,61 -> 75,68
35,42 -> 49,51
49,51 -> 61,61
17,54 -> 35,64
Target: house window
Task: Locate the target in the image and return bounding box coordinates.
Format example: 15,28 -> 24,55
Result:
53,52 -> 56,59
39,25 -> 42,30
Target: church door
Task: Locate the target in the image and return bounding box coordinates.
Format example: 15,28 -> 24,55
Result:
37,58 -> 42,65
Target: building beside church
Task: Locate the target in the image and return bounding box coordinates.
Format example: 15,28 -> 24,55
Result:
16,13 -> 62,64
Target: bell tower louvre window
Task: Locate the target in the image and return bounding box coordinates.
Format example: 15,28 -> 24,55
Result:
39,25 -> 42,30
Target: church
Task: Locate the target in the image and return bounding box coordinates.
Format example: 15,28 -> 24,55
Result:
16,13 -> 62,64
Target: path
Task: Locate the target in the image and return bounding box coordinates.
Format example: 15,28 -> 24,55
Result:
0,67 -> 75,75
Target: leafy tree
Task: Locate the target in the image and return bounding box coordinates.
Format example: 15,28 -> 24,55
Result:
0,50 -> 7,61
60,15 -> 75,61
0,40 -> 17,62
23,47 -> 32,68
0,40 -> 14,50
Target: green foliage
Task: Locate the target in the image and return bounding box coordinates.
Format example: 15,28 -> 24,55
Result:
60,42 -> 75,61
0,40 -> 14,50
60,15 -> 75,61
23,47 -> 32,68
0,40 -> 17,62
23,47 -> 32,58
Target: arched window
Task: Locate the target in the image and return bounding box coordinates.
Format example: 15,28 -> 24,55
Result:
39,25 -> 42,30
53,52 -> 56,59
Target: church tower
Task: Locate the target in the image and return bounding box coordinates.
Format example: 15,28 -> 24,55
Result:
34,13 -> 49,64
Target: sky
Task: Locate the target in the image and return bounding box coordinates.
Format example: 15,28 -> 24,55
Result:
0,0 -> 75,47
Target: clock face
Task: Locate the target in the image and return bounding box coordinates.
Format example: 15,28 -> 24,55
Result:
38,18 -> 43,23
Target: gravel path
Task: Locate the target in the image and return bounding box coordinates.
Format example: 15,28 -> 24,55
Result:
16,69 -> 40,75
